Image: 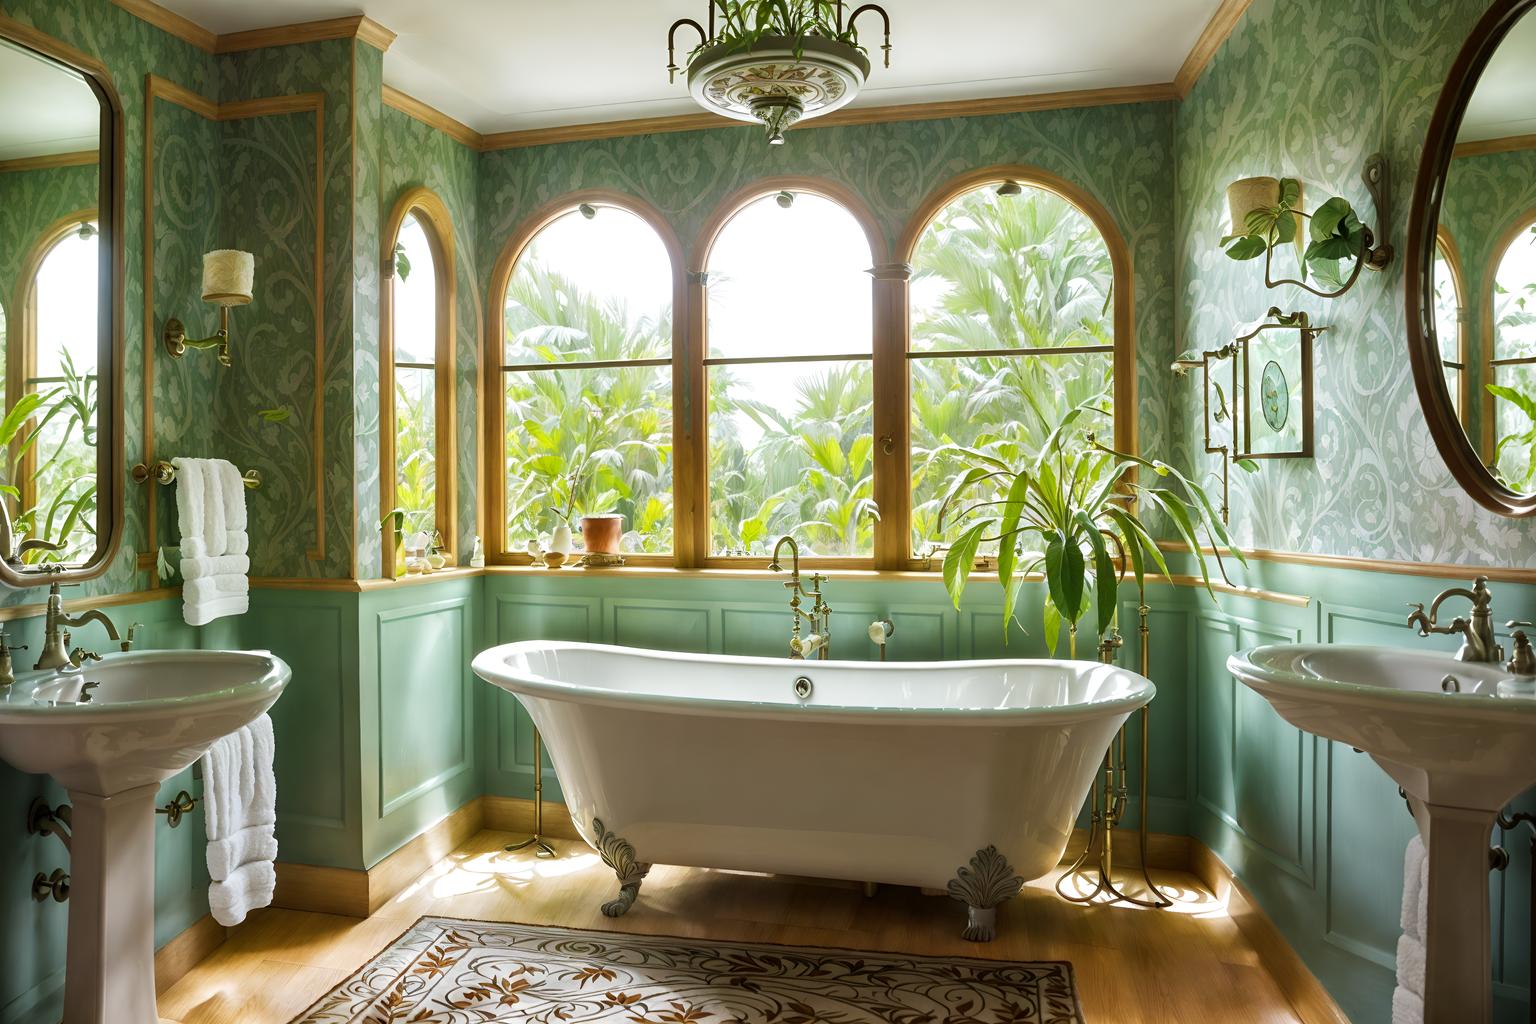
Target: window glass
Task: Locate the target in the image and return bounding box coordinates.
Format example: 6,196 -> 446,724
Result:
502,205 -> 674,553
705,193 -> 874,557
1491,222 -> 1536,489
392,213 -> 438,531
908,185 -> 1115,556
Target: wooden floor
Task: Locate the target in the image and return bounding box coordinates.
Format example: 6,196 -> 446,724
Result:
157,829 -> 1305,1024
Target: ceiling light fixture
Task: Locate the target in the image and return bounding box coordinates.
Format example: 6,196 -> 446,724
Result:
996,180 -> 1023,198
667,2 -> 893,146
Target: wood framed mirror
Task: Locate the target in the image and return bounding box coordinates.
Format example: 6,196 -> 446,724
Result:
1407,0 -> 1536,517
0,15 -> 124,583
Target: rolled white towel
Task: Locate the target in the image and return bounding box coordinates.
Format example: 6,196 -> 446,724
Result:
180,554 -> 250,581
1401,834 -> 1427,936
1396,933 -> 1426,998
207,824 -> 277,881
208,860 -> 275,927
1391,985 -> 1424,1024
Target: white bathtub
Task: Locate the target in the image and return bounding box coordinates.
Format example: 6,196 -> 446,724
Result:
471,641 -> 1154,940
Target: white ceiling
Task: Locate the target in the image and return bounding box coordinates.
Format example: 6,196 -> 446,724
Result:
1458,11 -> 1536,143
152,0 -> 1227,134
0,40 -> 99,161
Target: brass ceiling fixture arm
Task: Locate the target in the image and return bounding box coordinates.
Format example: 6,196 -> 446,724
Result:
665,17 -> 708,83
847,4 -> 893,67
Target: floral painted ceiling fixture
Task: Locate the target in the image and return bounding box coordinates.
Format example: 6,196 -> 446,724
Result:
666,1 -> 893,145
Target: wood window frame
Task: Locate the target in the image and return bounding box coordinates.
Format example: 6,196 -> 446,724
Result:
10,207 -> 99,516
484,190 -> 686,567
690,176 -> 891,570
893,165 -> 1136,570
381,187 -> 457,568
482,167 -> 1133,573
1482,208 -> 1536,461
1433,225 -> 1471,426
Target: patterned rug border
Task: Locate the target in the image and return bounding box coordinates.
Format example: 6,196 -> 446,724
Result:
285,913 -> 1088,1024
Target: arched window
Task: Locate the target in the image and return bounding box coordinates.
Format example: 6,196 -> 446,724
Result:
904,172 -> 1128,557
493,196 -> 677,559
382,190 -> 455,562
9,213 -> 99,559
700,186 -> 876,560
1489,214 -> 1536,490
1432,228 -> 1467,419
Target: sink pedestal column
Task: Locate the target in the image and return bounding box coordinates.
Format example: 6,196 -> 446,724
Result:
1419,800 -> 1496,1024
63,782 -> 160,1024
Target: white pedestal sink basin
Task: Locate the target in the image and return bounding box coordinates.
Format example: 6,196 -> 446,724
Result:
1229,644 -> 1536,1024
0,650 -> 289,1024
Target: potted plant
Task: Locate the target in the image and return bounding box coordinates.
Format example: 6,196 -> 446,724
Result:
1220,175 -> 1369,293
934,399 -> 1243,654
579,513 -> 624,555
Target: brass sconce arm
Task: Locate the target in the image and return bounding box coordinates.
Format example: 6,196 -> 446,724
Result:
1262,155 -> 1393,299
164,306 -> 232,367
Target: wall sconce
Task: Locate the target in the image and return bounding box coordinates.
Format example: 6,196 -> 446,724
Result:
1220,154 -> 1392,299
163,249 -> 254,368
1171,307 -> 1328,523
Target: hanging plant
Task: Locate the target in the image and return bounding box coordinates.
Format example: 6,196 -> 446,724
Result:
1220,176 -> 1369,292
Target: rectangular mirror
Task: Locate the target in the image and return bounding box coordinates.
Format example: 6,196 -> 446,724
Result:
0,20 -> 122,584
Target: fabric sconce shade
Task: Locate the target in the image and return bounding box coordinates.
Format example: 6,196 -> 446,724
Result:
202,249 -> 254,307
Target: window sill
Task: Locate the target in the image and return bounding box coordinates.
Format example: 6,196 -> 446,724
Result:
482,564 -> 947,583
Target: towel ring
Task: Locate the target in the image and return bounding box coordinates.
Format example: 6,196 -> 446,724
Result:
131,461 -> 261,490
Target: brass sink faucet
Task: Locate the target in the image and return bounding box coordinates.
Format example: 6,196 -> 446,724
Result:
35,582 -> 131,671
769,536 -> 831,660
1407,575 -> 1504,664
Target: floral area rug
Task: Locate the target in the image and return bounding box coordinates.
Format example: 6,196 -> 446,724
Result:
288,916 -> 1085,1023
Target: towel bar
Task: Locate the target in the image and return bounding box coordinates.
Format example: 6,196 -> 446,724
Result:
156,790 -> 199,828
131,460 -> 260,490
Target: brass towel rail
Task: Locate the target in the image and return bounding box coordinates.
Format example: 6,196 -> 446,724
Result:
131,460 -> 261,490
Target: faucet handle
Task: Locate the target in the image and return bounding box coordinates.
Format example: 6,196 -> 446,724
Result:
1507,622 -> 1536,676
122,623 -> 143,652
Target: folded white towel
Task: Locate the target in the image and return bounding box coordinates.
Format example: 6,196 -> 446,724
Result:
208,860 -> 275,928
176,457 -> 250,625
201,713 -> 277,926
1396,933 -> 1426,998
1401,833 -> 1427,937
1391,984 -> 1424,1024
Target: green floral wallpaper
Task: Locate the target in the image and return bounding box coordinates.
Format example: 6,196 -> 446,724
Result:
381,105 -> 482,560
1172,0 -> 1519,564
351,41 -> 384,579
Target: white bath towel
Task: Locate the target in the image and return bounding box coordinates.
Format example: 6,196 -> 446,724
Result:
207,861 -> 275,930
1392,833 -> 1429,1022
201,713 -> 277,926
1392,986 -> 1424,1024
1395,933 -> 1426,998
174,457 -> 249,625
1400,833 -> 1428,937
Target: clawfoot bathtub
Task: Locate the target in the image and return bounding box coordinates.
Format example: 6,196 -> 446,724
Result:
472,642 -> 1154,940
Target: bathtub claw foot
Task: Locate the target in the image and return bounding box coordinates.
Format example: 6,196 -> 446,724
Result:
947,845 -> 1024,942
593,817 -> 650,918
602,881 -> 644,917
961,905 -> 998,942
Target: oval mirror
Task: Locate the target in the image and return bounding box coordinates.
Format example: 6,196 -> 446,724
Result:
0,20 -> 123,582
1409,0 -> 1536,516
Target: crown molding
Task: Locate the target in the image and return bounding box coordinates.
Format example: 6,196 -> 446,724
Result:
0,149 -> 99,174
109,2 -> 394,54
1174,0 -> 1252,98
1452,132 -> 1536,159
382,84 -> 483,149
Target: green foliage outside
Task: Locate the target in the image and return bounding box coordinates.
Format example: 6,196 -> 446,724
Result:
1490,224 -> 1536,490
0,350 -> 99,563
492,185 -> 1120,560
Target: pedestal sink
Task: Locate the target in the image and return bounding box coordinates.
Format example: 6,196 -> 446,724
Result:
0,650 -> 289,1024
1228,644 -> 1536,1024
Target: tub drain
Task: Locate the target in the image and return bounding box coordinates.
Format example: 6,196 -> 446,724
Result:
793,675 -> 813,700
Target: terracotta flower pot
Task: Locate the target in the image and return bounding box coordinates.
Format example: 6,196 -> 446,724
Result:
580,514 -> 624,554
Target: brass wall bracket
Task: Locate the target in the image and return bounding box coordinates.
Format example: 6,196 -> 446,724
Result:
1261,154 -> 1393,299
26,798 -> 71,852
31,868 -> 69,903
155,789 -> 198,828
164,305 -> 232,367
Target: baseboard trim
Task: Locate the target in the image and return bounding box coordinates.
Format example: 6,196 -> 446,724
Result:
481,794 -> 580,841
1061,826 -> 1190,871
154,913 -> 225,994
273,798 -> 486,917
1188,841 -> 1351,1024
